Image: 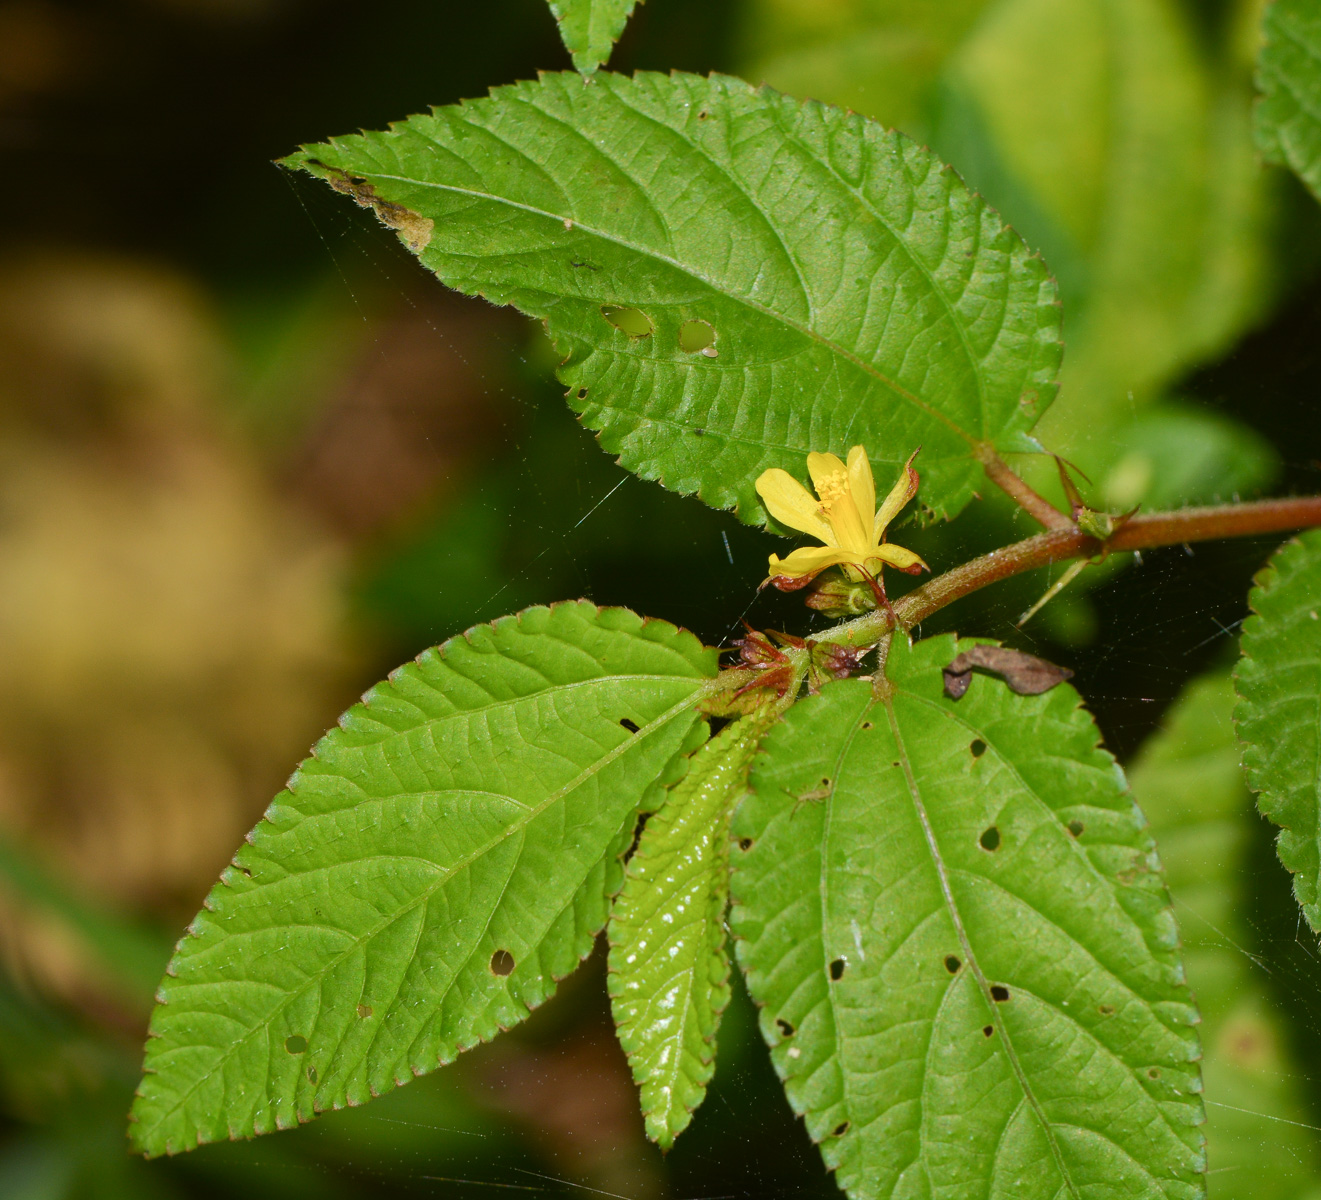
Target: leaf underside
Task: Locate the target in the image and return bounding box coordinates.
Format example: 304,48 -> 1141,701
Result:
730,635 -> 1205,1200
1131,674 -> 1321,1196
1256,0 -> 1321,202
607,711 -> 766,1148
130,602 -> 715,1158
548,0 -> 639,74
283,71 -> 1062,527
1235,528 -> 1321,931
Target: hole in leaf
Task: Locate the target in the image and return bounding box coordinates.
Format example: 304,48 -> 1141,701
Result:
307,1066 -> 318,1083
990,985 -> 1010,1003
601,305 -> 653,338
829,958 -> 846,981
285,1036 -> 307,1054
832,1122 -> 849,1137
944,955 -> 961,974
625,811 -> 651,861
970,739 -> 987,758
860,721 -> 873,730
698,110 -> 709,119
1068,819 -> 1085,837
356,1004 -> 373,1019
982,1025 -> 994,1037
490,949 -> 516,976
776,1018 -> 795,1037
576,388 -> 588,399
979,827 -> 1001,851
738,837 -> 753,851
820,777 -> 831,788
693,427 -> 705,436
1098,1003 -> 1115,1016
679,319 -> 717,353
1147,1067 -> 1161,1079
619,718 -> 640,733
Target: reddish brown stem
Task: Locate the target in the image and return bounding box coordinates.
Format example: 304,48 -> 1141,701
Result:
812,493 -> 1321,651
977,446 -> 1072,531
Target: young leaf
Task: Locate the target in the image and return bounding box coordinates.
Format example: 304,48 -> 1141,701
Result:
283,72 -> 1062,526
1235,528 -> 1321,931
730,635 -> 1206,1200
547,0 -> 638,74
1131,674 -> 1321,1196
1256,0 -> 1321,202
607,708 -> 768,1148
129,602 -> 715,1158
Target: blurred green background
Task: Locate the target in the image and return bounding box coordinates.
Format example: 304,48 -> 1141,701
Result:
3,0 -> 1321,1195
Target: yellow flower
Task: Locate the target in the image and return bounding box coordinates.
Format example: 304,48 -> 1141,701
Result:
755,446 -> 928,589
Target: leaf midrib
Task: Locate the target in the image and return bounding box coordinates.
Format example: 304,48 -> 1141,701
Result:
140,687 -> 701,1146
879,691 -> 1082,1199
349,168 -> 967,441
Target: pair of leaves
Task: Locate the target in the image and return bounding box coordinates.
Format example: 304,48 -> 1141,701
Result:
129,602 -> 714,1157
1235,528 -> 1321,932
730,634 -> 1206,1198
131,611 -> 1213,1199
284,69 -> 1062,528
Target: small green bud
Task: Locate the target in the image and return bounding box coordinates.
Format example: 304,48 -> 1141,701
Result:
805,574 -> 876,618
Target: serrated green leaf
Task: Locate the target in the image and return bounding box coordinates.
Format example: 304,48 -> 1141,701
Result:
1235,528 -> 1321,932
1131,673 -> 1321,1199
130,601 -> 715,1158
283,71 -> 1062,526
607,709 -> 768,1148
547,0 -> 639,74
1256,0 -> 1321,202
730,634 -> 1205,1200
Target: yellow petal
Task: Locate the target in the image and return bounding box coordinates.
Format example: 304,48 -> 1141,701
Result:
874,449 -> 921,539
846,446 -> 875,530
756,469 -> 834,543
768,545 -> 855,578
870,543 -> 928,573
806,451 -> 847,495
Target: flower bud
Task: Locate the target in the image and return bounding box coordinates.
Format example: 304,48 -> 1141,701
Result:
804,575 -> 876,618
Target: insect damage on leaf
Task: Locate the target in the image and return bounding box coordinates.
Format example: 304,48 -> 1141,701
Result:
942,644 -> 1074,699
315,163 -> 434,252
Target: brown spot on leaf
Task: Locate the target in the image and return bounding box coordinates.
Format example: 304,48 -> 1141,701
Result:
321,167 -> 434,252
943,645 -> 1074,699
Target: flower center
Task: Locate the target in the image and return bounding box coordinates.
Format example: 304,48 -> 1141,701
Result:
815,470 -> 870,553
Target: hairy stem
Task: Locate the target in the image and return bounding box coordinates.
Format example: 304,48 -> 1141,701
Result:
976,445 -> 1072,531
813,494 -> 1321,651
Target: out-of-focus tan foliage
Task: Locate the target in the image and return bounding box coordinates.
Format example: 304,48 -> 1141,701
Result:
0,253 -> 350,1004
